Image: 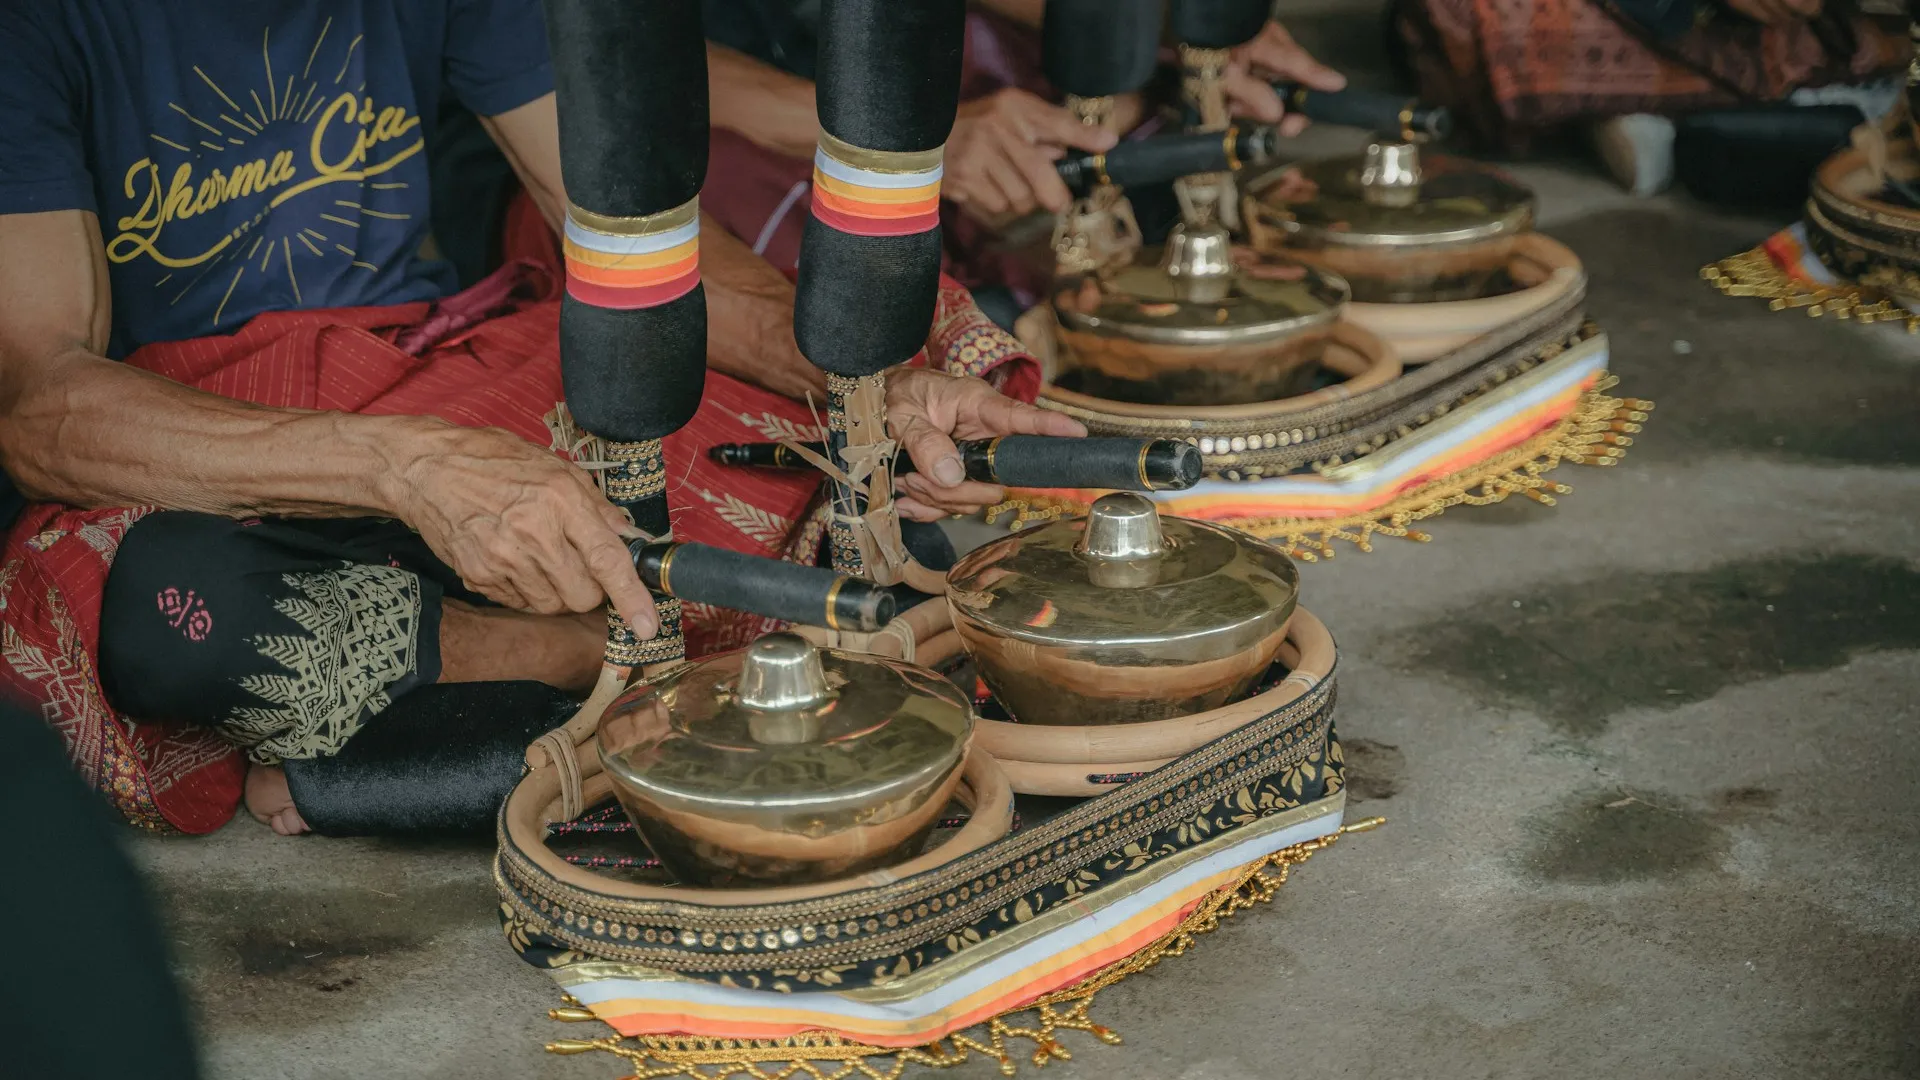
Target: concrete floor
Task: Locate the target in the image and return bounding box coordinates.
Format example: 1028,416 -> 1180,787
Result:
128,20 -> 1920,1080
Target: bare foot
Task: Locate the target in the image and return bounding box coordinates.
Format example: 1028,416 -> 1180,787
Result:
245,764 -> 310,836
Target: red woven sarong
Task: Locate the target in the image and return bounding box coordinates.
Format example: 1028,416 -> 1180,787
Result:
0,242 -> 1037,834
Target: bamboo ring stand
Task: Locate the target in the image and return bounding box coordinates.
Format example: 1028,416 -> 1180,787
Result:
1340,234 -> 1586,364
503,720 -> 1014,907
803,601 -> 1336,799
1037,319 -> 1400,420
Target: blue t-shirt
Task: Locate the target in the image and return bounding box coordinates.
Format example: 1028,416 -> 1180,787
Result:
0,0 -> 555,530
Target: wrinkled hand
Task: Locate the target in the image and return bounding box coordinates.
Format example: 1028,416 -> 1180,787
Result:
385,422 -> 659,637
1723,0 -> 1819,23
885,368 -> 1087,521
945,88 -> 1118,221
1223,21 -> 1346,136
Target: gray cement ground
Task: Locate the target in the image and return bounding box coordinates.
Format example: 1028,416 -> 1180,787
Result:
128,16 -> 1920,1080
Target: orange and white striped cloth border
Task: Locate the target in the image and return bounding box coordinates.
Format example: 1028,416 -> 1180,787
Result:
564,197 -> 701,310
810,132 -> 944,237
548,795 -> 1347,1047
1016,333 -> 1610,522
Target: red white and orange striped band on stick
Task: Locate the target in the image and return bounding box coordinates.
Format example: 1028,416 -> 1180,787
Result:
563,196 -> 701,310
810,132 -> 944,237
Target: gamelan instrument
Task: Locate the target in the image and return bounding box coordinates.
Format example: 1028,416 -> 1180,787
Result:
1704,137 -> 1920,329
1043,0 -> 1354,408
709,434 -> 1204,490
1240,77 -> 1537,307
948,492 -> 1299,727
1007,6 -> 1637,550
1701,14 -> 1920,329
533,0 -> 902,773
1227,81 -> 1582,362
1044,0 -> 1168,278
598,631 -> 972,887
495,2 -> 1363,1074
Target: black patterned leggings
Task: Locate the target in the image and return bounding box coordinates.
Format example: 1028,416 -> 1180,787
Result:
97,512 -> 476,763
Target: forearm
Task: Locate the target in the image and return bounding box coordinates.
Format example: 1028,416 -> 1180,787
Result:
706,43 -> 819,158
0,346 -> 428,518
700,213 -> 825,400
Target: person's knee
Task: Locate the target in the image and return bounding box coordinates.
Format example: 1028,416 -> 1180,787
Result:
99,512 -> 260,725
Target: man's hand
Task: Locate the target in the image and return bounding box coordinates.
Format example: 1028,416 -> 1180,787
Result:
945,89 -> 1119,222
382,423 -> 659,638
1222,21 -> 1346,136
885,369 -> 1087,521
1723,0 -> 1820,23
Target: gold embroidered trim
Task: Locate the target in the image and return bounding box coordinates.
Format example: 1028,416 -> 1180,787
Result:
541,819 -> 1384,1079
985,380 -> 1652,563
1701,244 -> 1920,332
1063,94 -> 1114,130
568,196 -> 700,238
817,131 -> 946,175
604,439 -> 669,504
228,565 -> 425,763
604,600 -> 685,668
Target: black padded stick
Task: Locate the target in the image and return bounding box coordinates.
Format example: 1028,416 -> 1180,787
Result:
796,226 -> 944,377
1056,127 -> 1279,195
795,0 -> 967,378
814,0 -> 966,152
710,437 -> 1204,492
1169,0 -> 1270,49
545,0 -> 706,214
559,298 -> 707,448
544,0 -> 709,444
632,541 -> 896,632
969,436 -> 1203,491
1042,0 -> 1164,99
1273,84 -> 1453,140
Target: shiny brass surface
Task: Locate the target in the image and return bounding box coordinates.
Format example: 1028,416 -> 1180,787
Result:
946,493 -> 1300,726
1161,222 -> 1236,303
1050,252 -> 1348,406
1243,148 -> 1535,303
597,632 -> 973,888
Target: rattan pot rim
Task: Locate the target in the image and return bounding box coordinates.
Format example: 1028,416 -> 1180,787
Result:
1039,319 -> 1399,421
501,740 -> 1014,908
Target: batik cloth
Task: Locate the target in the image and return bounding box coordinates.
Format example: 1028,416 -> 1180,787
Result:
1393,0 -> 1907,152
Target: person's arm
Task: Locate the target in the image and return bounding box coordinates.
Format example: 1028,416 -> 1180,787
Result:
0,209 -> 659,636
480,92 -> 825,401
706,43 -> 820,158
0,211 -> 401,519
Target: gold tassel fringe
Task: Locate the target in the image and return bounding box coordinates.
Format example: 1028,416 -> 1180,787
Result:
983,381 -> 1651,563
543,819 -> 1385,1079
1701,246 -> 1920,332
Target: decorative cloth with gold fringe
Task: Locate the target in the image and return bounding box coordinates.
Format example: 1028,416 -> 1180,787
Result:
997,304 -> 1647,561
540,815 -> 1382,1080
1702,126 -> 1920,334
498,634 -> 1351,1076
